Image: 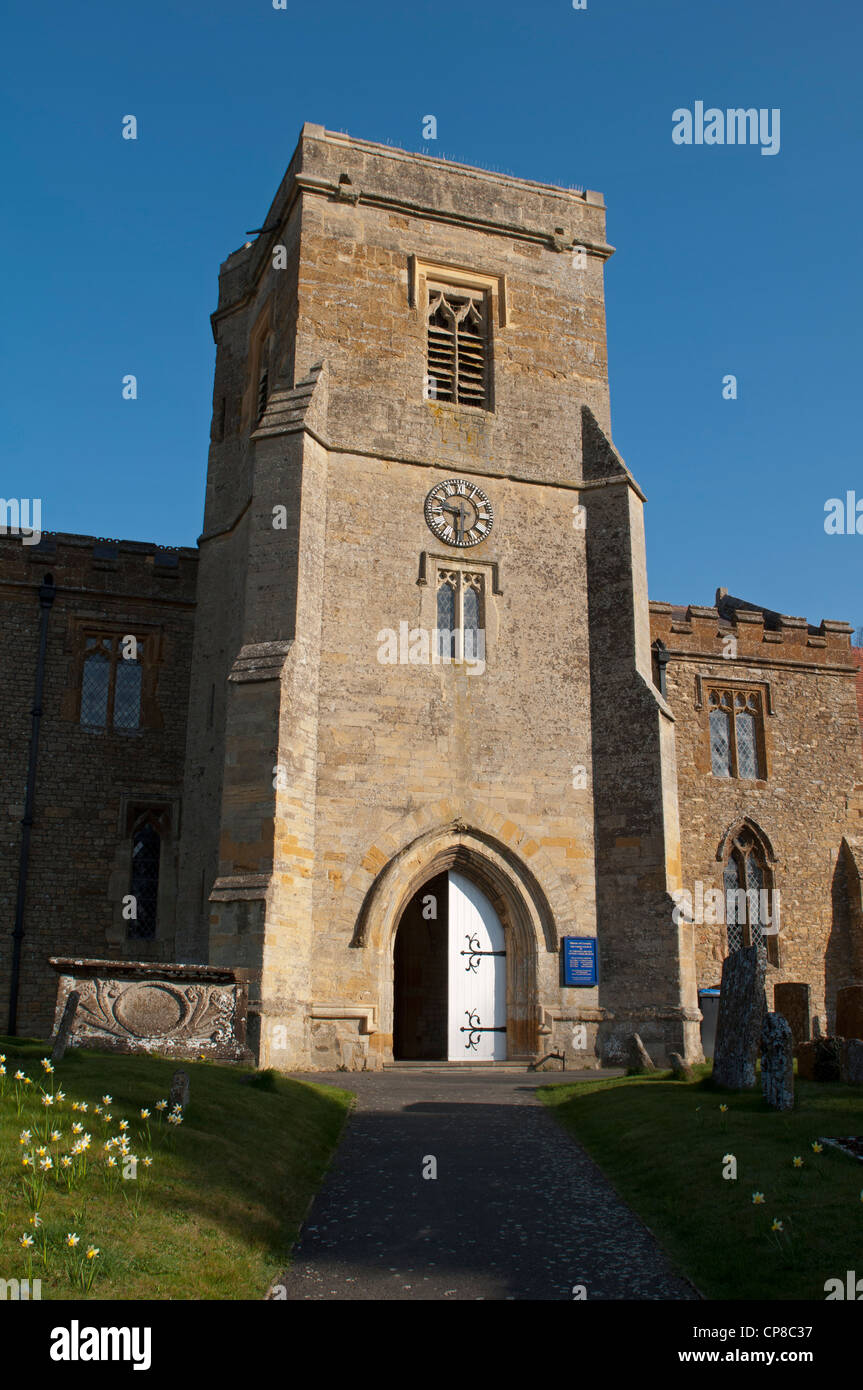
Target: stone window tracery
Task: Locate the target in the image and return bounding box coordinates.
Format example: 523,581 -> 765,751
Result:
708,688 -> 764,779
722,826 -> 779,965
427,287 -> 489,408
436,568 -> 485,662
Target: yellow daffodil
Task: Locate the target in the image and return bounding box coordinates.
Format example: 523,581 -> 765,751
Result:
119,1119 -> 129,1131
156,1099 -> 167,1110
50,1130 -> 61,1142
104,1113 -> 113,1123
86,1247 -> 99,1261
60,1156 -> 72,1168
94,1106 -> 102,1115
722,1153 -> 735,1163
41,1094 -> 54,1107
65,1233 -> 79,1248
56,1089 -> 65,1100
29,1213 -> 42,1228
771,1219 -> 784,1232
21,1156 -> 32,1168
14,1070 -> 25,1081
41,1058 -> 54,1073
792,1156 -> 803,1168
142,1156 -> 153,1168
719,1104 -> 728,1112
72,1123 -> 83,1134
752,1192 -> 765,1204
78,1101 -> 87,1112
36,1146 -> 48,1158
39,1156 -> 53,1171
19,1234 -> 34,1249
0,1064 -> 5,1076
140,1108 -> 150,1119
812,1142 -> 823,1154
106,1156 -> 117,1168
101,1095 -> 112,1105
19,1129 -> 31,1145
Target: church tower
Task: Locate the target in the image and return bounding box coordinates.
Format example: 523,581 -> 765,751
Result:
177,123 -> 701,1069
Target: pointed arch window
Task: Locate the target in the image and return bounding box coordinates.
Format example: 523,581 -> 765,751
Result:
722,826 -> 778,965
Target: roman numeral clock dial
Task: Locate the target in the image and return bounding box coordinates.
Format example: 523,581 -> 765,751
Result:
424,479 -> 494,547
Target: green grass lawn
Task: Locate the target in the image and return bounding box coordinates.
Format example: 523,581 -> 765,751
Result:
540,1065 -> 863,1300
0,1037 -> 352,1300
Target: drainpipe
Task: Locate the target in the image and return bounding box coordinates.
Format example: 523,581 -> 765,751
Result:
7,573 -> 55,1035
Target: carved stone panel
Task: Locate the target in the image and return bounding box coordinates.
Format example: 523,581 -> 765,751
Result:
49,958 -> 251,1060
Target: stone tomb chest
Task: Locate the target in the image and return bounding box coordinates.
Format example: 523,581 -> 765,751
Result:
49,958 -> 251,1060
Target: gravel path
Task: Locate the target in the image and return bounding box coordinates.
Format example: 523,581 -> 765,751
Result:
273,1069 -> 698,1301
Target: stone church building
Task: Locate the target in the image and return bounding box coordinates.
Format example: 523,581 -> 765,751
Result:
2,124 -> 862,1070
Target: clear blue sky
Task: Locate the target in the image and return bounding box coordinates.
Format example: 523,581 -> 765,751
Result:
4,0 -> 861,629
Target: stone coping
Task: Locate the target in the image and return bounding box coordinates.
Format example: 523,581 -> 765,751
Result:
49,957 -> 248,985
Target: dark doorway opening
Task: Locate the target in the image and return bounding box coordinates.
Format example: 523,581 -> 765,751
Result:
393,871 -> 448,1060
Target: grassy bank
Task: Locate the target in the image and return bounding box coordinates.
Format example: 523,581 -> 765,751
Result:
540,1065 -> 863,1300
0,1038 -> 352,1299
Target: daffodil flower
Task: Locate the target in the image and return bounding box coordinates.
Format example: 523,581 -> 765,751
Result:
101,1095 -> 112,1105
41,1058 -> 54,1073
86,1247 -> 99,1261
142,1156 -> 153,1168
72,1122 -> 83,1134
14,1070 -> 25,1081
771,1219 -> 784,1232
65,1233 -> 80,1248
792,1156 -> 803,1168
156,1100 -> 167,1110
19,1234 -> 34,1249
811,1142 -> 823,1154
140,1108 -> 150,1119
19,1129 -> 31,1145
119,1119 -> 129,1131
752,1192 -> 765,1204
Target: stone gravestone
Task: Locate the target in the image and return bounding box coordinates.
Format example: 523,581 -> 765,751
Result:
761,1012 -> 794,1110
51,989 -> 80,1065
773,983 -> 810,1045
169,1069 -> 190,1112
840,1039 -> 863,1085
836,986 -> 863,1041
796,1037 -> 843,1081
669,1051 -> 694,1082
628,1034 -> 656,1073
712,946 -> 766,1089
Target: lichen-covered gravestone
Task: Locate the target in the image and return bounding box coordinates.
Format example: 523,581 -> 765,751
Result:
761,1012 -> 794,1110
169,1069 -> 190,1112
669,1051 -> 694,1082
712,946 -> 766,1090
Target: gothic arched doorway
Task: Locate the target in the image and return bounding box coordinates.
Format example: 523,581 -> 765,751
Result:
393,869 -> 507,1061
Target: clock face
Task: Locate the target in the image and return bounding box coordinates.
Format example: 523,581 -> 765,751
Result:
424,478 -> 494,548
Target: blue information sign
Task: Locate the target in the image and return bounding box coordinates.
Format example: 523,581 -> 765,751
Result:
562,936 -> 597,986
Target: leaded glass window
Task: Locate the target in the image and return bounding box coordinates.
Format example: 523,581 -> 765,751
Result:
436,573 -> 457,660
81,639 -> 111,727
721,826 -> 778,964
427,288 -> 488,407
79,634 -> 145,730
707,688 -> 764,780
129,821 -> 160,940
435,568 -> 485,664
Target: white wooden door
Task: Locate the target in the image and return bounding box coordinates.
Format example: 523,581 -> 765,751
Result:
447,871 -> 507,1060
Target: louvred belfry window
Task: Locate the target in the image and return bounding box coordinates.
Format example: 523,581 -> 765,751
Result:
427,288 -> 489,407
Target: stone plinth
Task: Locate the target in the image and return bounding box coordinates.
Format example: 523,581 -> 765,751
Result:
48,958 -> 252,1061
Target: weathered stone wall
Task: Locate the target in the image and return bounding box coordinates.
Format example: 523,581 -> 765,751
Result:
0,533 -> 197,1035
651,597 -> 863,1034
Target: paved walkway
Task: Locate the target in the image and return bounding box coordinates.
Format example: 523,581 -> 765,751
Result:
275,1070 -> 698,1301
